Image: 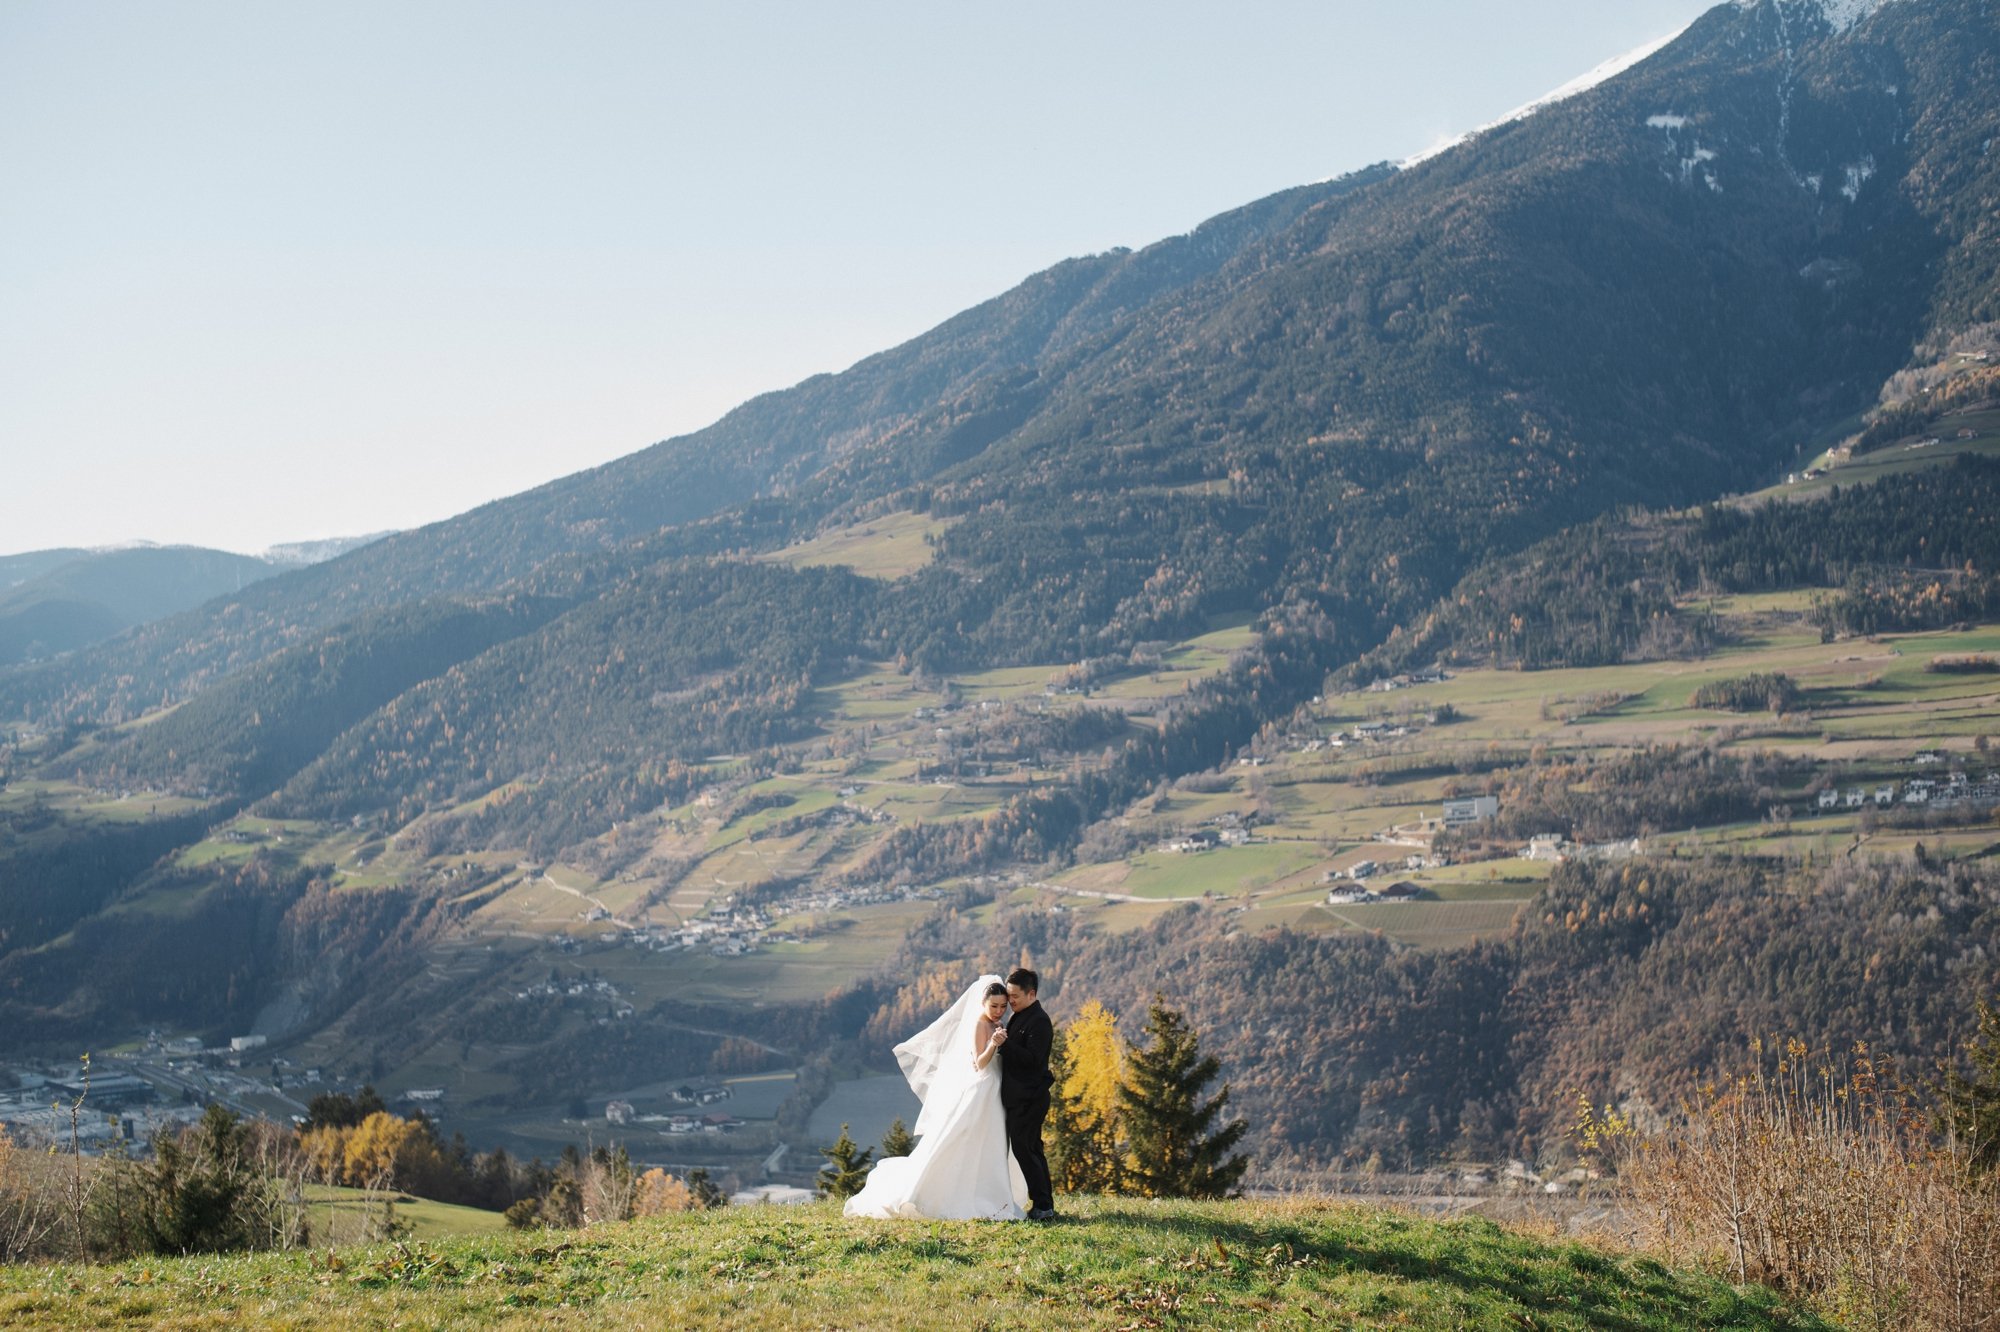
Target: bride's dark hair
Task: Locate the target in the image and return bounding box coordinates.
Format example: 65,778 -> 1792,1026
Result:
984,982 -> 1008,999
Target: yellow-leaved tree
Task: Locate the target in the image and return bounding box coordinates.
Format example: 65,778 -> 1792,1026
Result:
633,1168 -> 693,1216
1049,1000 -> 1126,1193
342,1111 -> 436,1188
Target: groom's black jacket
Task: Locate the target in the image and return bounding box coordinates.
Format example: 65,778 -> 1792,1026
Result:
998,1000 -> 1055,1106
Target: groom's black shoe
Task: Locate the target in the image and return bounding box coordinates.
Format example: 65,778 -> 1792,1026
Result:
1027,1207 -> 1058,1222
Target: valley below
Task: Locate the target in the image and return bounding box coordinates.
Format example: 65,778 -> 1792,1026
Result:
5,420 -> 1999,1193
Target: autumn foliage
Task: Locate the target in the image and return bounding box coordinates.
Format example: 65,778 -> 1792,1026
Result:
1046,998 -> 1247,1199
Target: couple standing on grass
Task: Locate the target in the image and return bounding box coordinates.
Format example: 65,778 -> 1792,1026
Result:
843,967 -> 1059,1223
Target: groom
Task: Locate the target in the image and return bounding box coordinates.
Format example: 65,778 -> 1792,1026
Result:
997,966 -> 1058,1221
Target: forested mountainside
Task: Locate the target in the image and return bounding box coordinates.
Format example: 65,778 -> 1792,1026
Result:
1353,453 -> 2000,675
4,0 -> 2000,1176
0,550 -> 89,589
894,853 -> 2000,1174
0,546 -> 282,667
9,0 -> 1998,734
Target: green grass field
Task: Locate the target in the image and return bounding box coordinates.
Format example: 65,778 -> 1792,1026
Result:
0,1198 -> 1829,1331
1737,411 -> 2000,505
584,900 -> 937,1006
1059,841 -> 1322,901
760,510 -> 958,579
1316,900 -> 1527,946
301,1186 -> 509,1245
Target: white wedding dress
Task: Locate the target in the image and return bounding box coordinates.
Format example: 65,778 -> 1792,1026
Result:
843,975 -> 1029,1221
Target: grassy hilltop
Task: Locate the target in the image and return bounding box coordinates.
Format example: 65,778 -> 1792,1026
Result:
0,1198 -> 1827,1331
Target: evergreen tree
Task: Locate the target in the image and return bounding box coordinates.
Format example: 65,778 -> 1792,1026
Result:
137,1103 -> 259,1254
303,1084 -> 387,1131
815,1124 -> 873,1200
540,1174 -> 583,1228
1046,1025 -> 1085,1188
685,1167 -> 726,1210
1117,999 -> 1248,1199
1940,992 -> 2000,1174
879,1117 -> 916,1160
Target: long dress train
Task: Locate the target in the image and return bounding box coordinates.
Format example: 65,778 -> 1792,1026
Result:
843,976 -> 1028,1221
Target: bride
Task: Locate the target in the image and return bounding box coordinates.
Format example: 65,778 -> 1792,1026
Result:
843,975 -> 1029,1220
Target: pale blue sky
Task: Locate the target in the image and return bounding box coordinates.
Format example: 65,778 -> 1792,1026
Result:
1,0 -> 1712,556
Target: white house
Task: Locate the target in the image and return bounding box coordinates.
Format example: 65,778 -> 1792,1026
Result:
1442,795 -> 1499,827
1525,833 -> 1568,862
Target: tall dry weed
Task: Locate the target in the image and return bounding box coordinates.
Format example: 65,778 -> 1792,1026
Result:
0,1131 -> 63,1262
1583,1041 -> 2000,1332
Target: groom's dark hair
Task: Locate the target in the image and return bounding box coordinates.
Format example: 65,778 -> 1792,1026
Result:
1006,967 -> 1039,994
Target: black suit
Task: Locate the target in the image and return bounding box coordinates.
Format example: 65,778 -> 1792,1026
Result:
998,999 -> 1055,1212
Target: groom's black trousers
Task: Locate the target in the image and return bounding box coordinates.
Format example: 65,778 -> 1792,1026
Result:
1004,1092 -> 1054,1212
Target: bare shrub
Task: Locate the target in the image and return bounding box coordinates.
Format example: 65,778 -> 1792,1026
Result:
0,1130 -> 64,1262
1587,1042 -> 2000,1331
577,1146 -> 638,1227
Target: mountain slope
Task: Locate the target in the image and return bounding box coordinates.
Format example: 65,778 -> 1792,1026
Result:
0,546 -> 282,666
0,549 -> 88,590
15,0 -> 1995,735
0,177 -> 1365,728
12,0 -> 1999,875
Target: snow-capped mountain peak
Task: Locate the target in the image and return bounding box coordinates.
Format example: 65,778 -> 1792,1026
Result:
1400,22 -> 1692,168
1735,0 -> 1900,34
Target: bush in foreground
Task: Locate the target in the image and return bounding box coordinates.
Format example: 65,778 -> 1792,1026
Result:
1585,1039 -> 2000,1332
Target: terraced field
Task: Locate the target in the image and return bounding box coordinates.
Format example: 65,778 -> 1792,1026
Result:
1023,593 -> 1999,951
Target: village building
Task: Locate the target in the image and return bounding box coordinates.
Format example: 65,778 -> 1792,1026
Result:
1442,795 -> 1499,827
1525,833 -> 1569,862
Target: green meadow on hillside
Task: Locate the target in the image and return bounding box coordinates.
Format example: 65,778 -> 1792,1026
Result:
0,1199 -> 1828,1331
